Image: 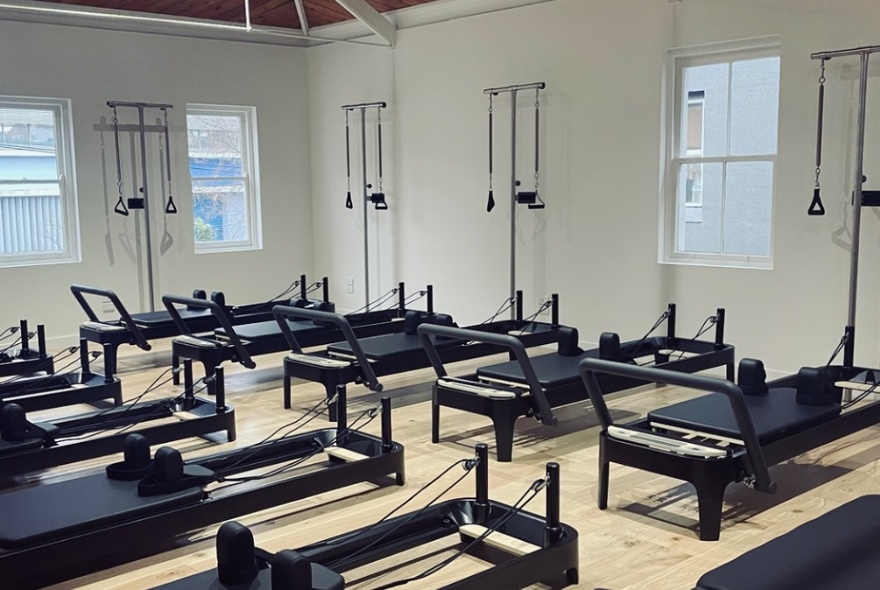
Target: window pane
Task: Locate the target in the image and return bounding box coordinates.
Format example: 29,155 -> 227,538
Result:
677,162 -> 723,253
682,63 -> 728,158
193,179 -> 249,243
0,189 -> 64,254
0,108 -> 58,181
186,114 -> 242,162
723,161 -> 773,256
729,57 -> 780,156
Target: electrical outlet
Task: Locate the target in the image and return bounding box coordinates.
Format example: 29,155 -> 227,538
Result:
345,278 -> 355,294
102,299 -> 114,314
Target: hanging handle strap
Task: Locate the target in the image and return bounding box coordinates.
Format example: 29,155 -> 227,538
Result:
530,87 -> 545,210
345,110 -> 353,209
487,94 -> 495,212
809,61 -> 826,216
376,106 -> 384,193
115,195 -> 130,216
111,106 -> 128,216
162,108 -> 177,215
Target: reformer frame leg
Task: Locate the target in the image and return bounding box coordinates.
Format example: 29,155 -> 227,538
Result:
432,389 -> 441,443
492,410 -> 519,463
283,373 -> 292,409
598,439 -> 610,510
172,354 -> 180,385
695,480 -> 728,541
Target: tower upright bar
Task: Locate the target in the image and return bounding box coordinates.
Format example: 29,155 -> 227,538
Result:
811,45 -> 880,365
342,101 -> 387,309
107,100 -> 174,313
483,82 -> 545,318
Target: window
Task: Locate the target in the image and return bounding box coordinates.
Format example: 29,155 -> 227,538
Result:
186,104 -> 261,252
661,40 -> 780,267
0,97 -> 80,267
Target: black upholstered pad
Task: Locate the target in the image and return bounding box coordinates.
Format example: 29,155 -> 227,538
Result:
697,495 -> 880,590
0,473 -> 203,548
132,308 -> 213,327
328,332 -> 456,361
648,388 -> 840,444
152,561 -> 344,590
215,320 -> 316,342
477,349 -> 599,389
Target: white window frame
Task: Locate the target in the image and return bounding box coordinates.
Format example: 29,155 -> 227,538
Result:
186,104 -> 262,253
0,96 -> 80,268
660,37 -> 780,269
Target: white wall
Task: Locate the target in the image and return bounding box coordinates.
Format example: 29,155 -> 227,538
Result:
308,0 -> 880,375
0,20 -> 313,344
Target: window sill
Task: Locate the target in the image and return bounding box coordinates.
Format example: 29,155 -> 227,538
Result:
194,243 -> 262,255
660,255 -> 772,271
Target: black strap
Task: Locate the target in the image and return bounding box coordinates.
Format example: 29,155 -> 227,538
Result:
808,188 -> 825,216
487,96 -> 495,212
115,195 -> 129,216
345,110 -> 352,209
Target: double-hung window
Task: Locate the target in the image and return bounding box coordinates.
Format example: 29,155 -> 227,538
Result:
661,39 -> 781,268
0,97 -> 80,267
186,104 -> 262,252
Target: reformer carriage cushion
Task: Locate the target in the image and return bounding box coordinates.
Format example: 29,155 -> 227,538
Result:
131,308 -> 213,327
696,495 -> 880,590
478,348 -> 600,389
647,387 -> 840,444
326,313 -> 456,362
0,472 -> 204,548
215,319 -> 317,342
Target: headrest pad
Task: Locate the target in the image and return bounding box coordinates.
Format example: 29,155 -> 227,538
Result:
217,521 -> 260,586
557,327 -> 582,356
796,366 -> 842,406
210,291 -> 226,308
599,332 -> 621,360
1,404 -> 31,441
738,358 -> 768,396
272,550 -> 312,587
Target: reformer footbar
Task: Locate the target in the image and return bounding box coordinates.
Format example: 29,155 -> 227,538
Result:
168,282 -> 422,395
0,387 -> 405,590
0,362 -> 234,479
421,304 -> 734,462
153,444 -> 578,590
275,291 -> 562,421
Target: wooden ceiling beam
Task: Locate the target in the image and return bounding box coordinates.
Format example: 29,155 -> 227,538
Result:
333,0 -> 395,46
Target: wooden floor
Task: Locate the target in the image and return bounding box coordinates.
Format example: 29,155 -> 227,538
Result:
17,345 -> 880,589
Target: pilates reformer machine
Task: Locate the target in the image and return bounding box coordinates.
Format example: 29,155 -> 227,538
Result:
72,276 -> 323,376
167,283 -> 429,396
574,43 -> 880,542
695,495 -> 880,589
274,291 -> 562,420
0,387 -> 405,589
0,338 -> 121,413
154,444 -> 578,590
419,303 -> 733,461
0,320 -> 53,378
0,362 -> 233,479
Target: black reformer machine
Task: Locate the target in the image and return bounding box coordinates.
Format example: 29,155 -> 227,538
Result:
0,362 -> 233,479
0,386 -> 405,589
419,303 -> 733,461
0,320 -> 53,378
274,290 -> 562,421
72,276 -> 324,376
0,338 -> 121,413
576,43 -> 880,542
695,495 -> 880,589
167,283 -> 428,397
154,444 -> 578,590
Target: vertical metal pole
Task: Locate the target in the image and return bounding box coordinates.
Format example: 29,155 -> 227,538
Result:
510,90 -> 517,318
381,396 -> 392,453
361,107 -> 370,308
544,462 -> 561,545
137,106 -> 156,312
474,443 -> 489,522
19,319 -> 28,352
336,384 -> 348,434
845,52 -> 870,367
